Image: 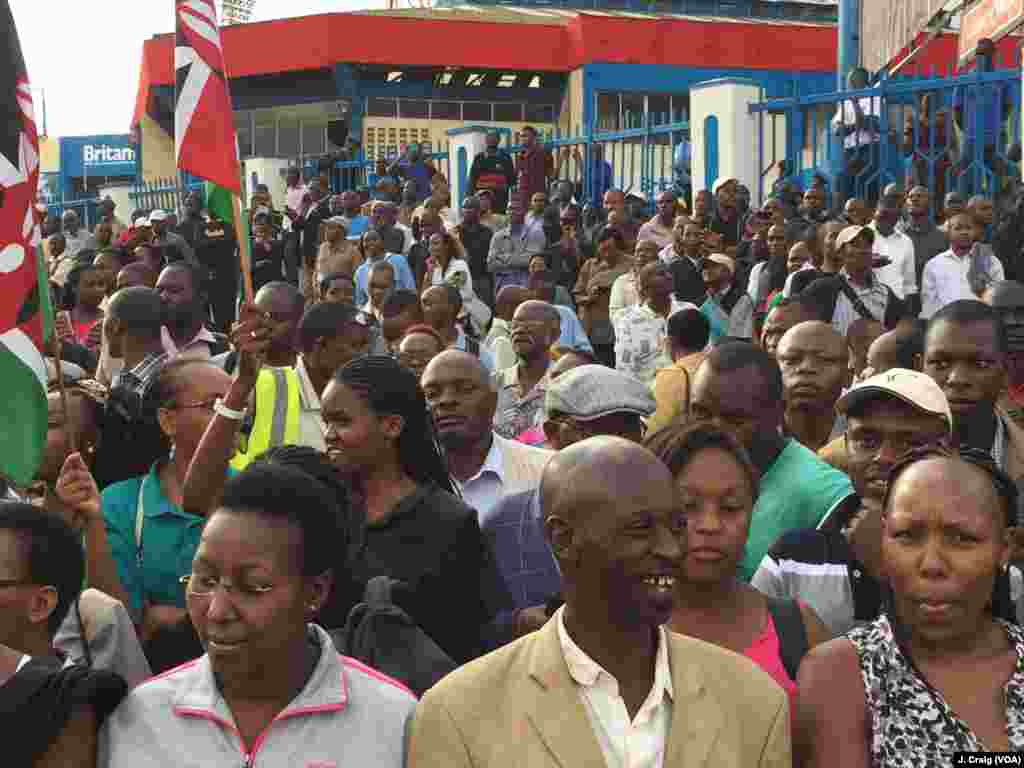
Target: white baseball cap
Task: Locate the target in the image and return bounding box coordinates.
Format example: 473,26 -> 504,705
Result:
836,367 -> 952,428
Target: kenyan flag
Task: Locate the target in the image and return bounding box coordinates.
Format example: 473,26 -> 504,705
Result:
0,1 -> 52,487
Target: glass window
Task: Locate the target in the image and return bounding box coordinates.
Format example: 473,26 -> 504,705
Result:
253,110 -> 276,157
462,101 -> 491,121
302,122 -> 325,156
671,93 -> 690,123
621,94 -> 645,129
431,101 -> 461,120
366,98 -> 397,118
399,100 -> 429,119
277,115 -> 300,158
493,102 -> 523,122
647,94 -> 671,125
596,92 -> 619,131
234,112 -> 253,158
525,104 -> 554,123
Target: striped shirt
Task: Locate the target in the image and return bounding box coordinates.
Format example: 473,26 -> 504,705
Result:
752,495 -> 1024,635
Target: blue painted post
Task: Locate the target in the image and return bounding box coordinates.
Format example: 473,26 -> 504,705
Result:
837,0 -> 860,91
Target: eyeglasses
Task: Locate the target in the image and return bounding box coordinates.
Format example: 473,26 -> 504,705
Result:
180,574 -> 276,599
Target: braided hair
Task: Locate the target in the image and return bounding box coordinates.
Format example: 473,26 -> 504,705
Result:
881,445 -> 1019,644
334,355 -> 457,495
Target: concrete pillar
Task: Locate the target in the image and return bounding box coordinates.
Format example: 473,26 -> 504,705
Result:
689,78 -> 765,203
444,126 -> 492,219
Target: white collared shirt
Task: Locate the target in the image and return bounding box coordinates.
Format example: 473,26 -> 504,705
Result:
456,431 -> 506,525
294,357 -> 327,452
921,248 -> 1005,319
870,225 -> 917,299
557,607 -> 674,768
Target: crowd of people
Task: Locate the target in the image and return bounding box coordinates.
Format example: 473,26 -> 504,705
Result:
7,120 -> 1024,766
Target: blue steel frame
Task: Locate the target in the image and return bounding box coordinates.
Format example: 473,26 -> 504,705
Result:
749,62 -> 1022,214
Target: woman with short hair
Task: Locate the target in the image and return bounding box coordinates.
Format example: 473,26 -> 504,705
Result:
99,462 -> 415,767
797,446 -> 1024,765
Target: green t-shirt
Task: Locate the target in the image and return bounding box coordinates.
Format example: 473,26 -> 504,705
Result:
739,439 -> 853,582
101,463 -> 236,621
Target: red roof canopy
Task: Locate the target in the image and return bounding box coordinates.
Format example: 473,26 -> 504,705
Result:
133,10 -> 1020,127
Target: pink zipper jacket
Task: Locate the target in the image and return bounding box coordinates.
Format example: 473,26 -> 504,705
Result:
98,624 -> 415,768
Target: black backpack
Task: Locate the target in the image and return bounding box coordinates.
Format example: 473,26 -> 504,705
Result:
328,577 -> 457,697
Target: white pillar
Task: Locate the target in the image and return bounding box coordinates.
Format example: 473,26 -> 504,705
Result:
689,78 -> 768,204
445,126 -> 492,219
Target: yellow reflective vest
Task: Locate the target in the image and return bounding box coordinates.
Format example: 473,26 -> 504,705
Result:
230,367 -> 301,471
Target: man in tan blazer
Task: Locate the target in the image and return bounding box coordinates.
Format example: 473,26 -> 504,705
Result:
407,437 -> 790,768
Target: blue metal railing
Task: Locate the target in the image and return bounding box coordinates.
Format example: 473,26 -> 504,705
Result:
323,114 -> 691,215
749,61 -> 1022,213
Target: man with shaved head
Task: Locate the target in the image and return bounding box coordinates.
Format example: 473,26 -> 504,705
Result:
408,437 -> 791,768
421,350 -> 552,526
494,300 -> 561,440
778,321 -> 850,452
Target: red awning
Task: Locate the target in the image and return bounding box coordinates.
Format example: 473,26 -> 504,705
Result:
131,10 -> 1021,128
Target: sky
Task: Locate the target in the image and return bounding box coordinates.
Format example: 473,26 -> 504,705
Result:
9,0 -> 380,139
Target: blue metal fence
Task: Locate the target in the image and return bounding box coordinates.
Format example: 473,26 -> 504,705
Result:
749,59 -> 1022,213
129,176 -> 203,214
326,114 -> 691,214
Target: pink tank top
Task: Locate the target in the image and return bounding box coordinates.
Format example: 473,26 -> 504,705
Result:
743,611 -> 798,714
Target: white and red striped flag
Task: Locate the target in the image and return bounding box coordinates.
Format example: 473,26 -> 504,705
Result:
175,0 -> 241,195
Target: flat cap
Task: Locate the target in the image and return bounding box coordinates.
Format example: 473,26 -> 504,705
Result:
545,364 -> 656,421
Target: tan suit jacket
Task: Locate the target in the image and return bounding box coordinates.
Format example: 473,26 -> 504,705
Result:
407,616 -> 791,768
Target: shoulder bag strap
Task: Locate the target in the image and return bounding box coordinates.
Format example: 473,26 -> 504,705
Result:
134,476 -> 147,567
837,277 -> 879,322
764,595 -> 810,682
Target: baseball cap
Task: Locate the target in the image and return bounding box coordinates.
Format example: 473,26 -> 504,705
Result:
705,253 -> 735,274
545,364 -> 656,421
148,209 -> 169,222
835,225 -> 875,249
836,367 -> 952,428
133,215 -> 150,228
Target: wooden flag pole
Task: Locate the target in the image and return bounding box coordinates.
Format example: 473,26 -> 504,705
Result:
231,194 -> 253,304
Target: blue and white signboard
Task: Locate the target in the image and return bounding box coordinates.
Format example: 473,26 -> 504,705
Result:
60,134 -> 137,179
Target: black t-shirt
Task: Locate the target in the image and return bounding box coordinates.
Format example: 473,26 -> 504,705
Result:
459,223 -> 494,279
